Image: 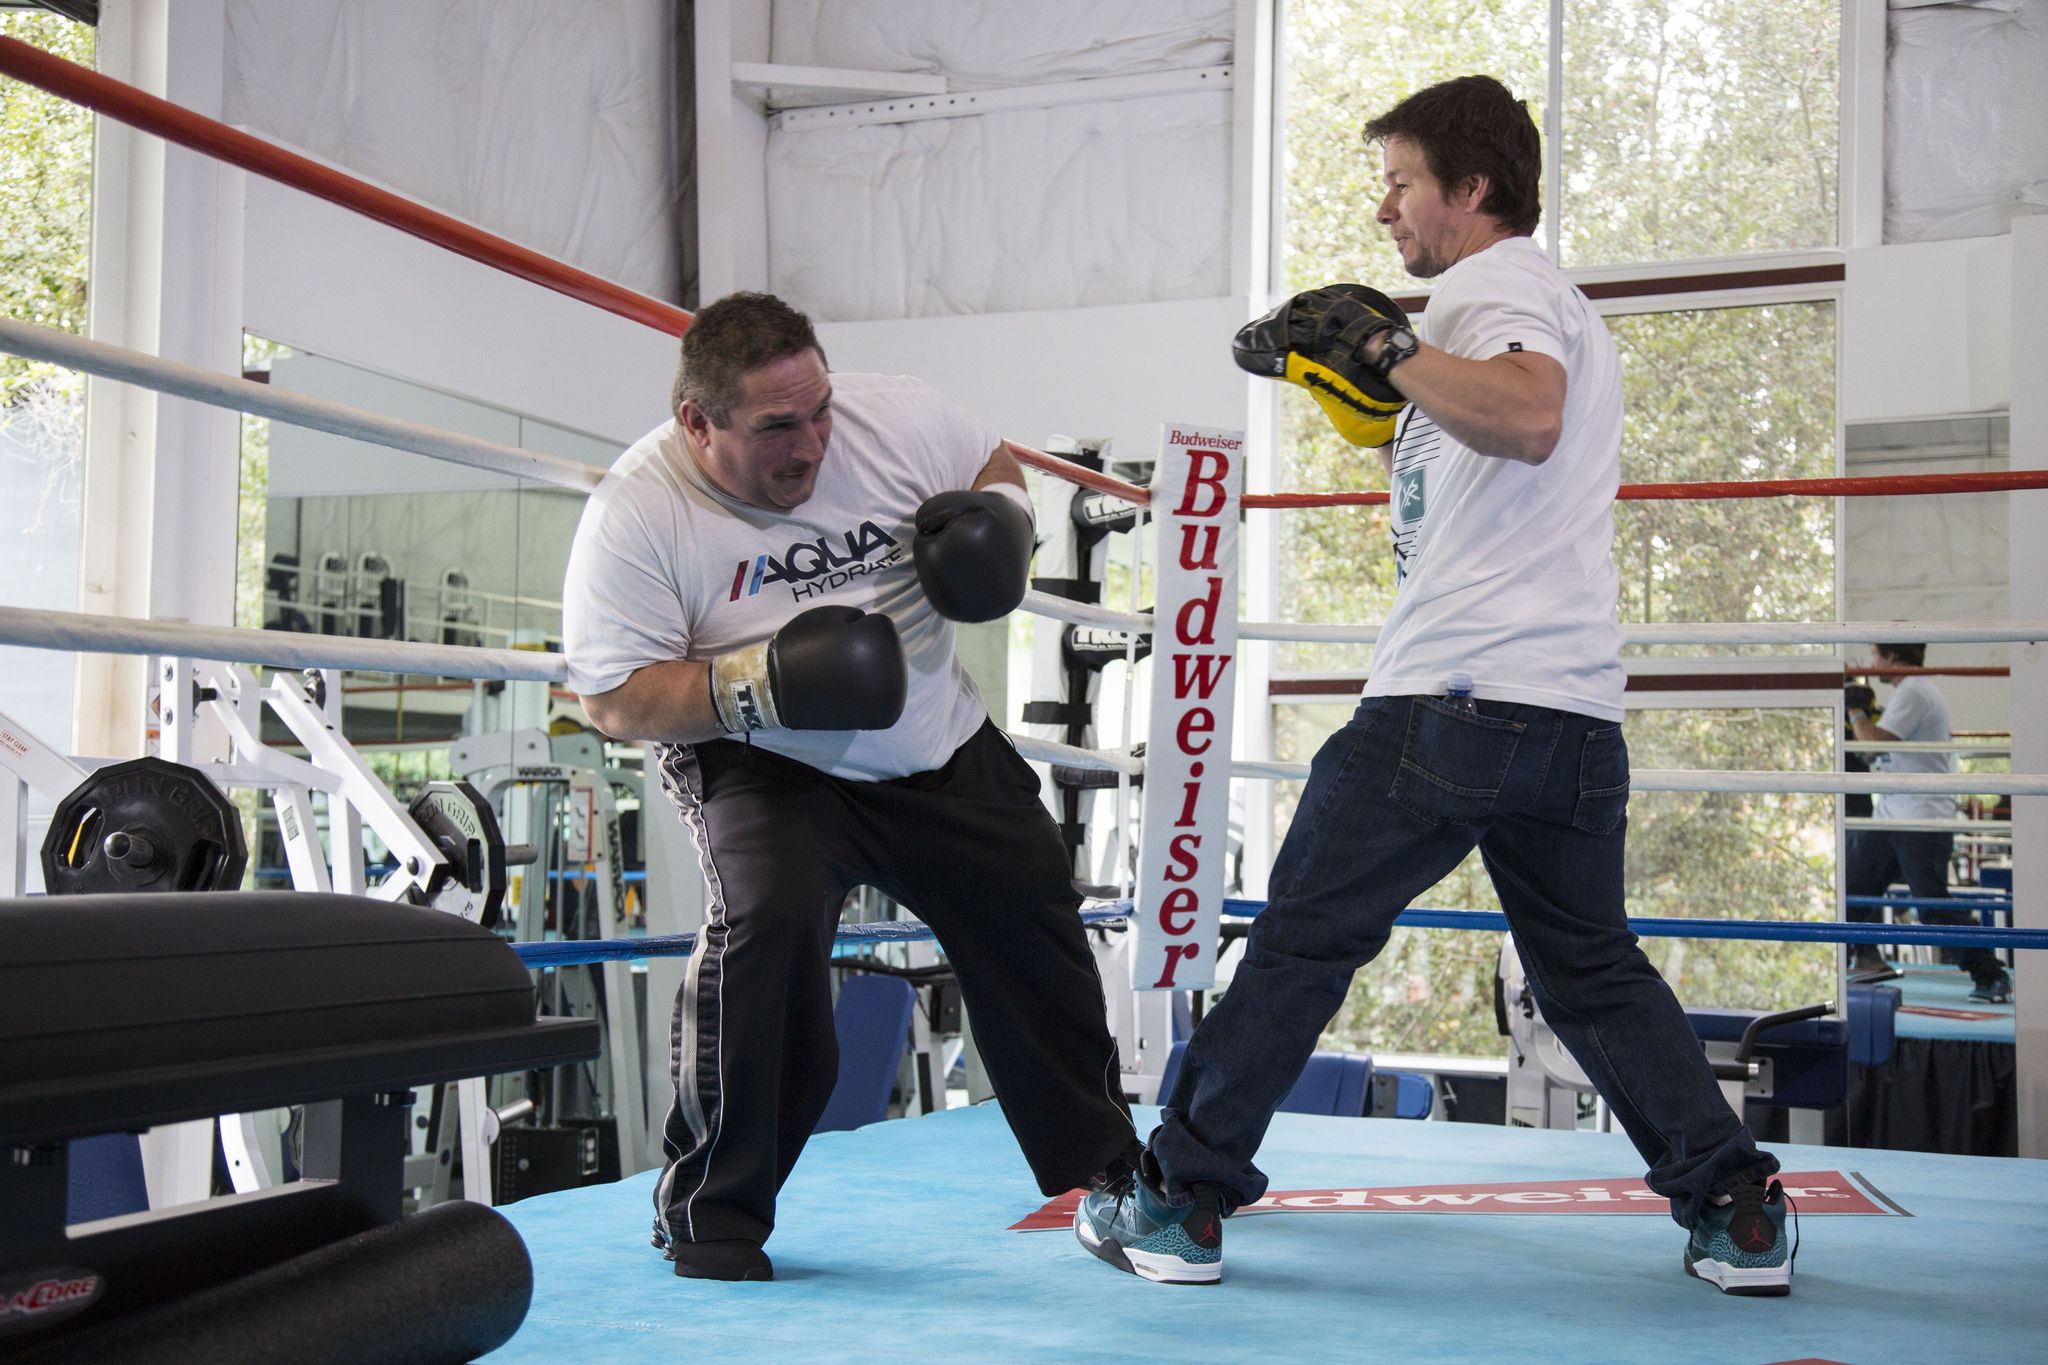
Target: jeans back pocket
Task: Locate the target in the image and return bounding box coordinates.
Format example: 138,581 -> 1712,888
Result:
1572,724 -> 1631,835
1389,696 -> 1524,826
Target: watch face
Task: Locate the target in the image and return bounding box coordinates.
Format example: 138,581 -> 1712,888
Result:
1389,327 -> 1416,352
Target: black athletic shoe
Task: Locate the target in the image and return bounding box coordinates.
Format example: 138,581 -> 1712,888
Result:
1969,970 -> 2014,1005
672,1238 -> 773,1282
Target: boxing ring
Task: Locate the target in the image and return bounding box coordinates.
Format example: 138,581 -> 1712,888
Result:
4,33 -> 2048,1361
487,1105 -> 2048,1363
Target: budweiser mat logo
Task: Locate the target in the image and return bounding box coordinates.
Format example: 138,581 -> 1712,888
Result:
1012,1170 -> 1901,1231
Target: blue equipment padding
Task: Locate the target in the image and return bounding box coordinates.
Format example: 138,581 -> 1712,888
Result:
1376,1069 -> 1436,1120
1979,866 -> 2012,892
66,1132 -> 148,1225
1685,1008 -> 1849,1109
1157,1043 -> 1375,1118
815,975 -> 917,1134
1846,983 -> 1900,1068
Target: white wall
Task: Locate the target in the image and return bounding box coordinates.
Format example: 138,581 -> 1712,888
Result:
241,175 -> 678,448
1842,236 -> 2011,423
817,295 -> 1251,461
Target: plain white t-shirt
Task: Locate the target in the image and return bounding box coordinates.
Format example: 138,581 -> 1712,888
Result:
1871,674 -> 1955,821
561,372 -> 996,781
1365,235 -> 1627,722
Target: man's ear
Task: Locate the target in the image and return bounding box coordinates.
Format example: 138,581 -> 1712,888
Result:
1454,173 -> 1491,213
677,399 -> 709,441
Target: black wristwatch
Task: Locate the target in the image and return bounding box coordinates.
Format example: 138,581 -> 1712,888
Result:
1374,325 -> 1419,379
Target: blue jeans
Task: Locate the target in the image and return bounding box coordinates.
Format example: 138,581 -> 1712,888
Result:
1151,695 -> 1779,1229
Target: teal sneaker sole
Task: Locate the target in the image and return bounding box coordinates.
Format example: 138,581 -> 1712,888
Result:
1684,1249 -> 1791,1296
1075,1211 -> 1222,1284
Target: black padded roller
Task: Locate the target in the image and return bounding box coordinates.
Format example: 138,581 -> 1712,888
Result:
23,1199 -> 534,1365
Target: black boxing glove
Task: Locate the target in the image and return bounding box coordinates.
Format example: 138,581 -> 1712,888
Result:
912,485 -> 1035,623
1844,683 -> 1878,721
1232,283 -> 1412,448
708,605 -> 906,733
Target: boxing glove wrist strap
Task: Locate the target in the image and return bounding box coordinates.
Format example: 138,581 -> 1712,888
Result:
709,643 -> 779,733
982,480 -> 1036,527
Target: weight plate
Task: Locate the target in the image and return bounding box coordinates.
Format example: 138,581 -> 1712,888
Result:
406,780 -> 509,928
41,756 -> 248,895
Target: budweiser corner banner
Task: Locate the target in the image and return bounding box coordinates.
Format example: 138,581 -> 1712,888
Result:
1011,1170 -> 1903,1231
1133,423 -> 1244,992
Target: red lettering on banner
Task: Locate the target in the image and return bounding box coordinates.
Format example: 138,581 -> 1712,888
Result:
1173,451 -> 1230,517
1173,653 -> 1231,701
1153,941 -> 1202,988
1009,1169 -> 1899,1231
1175,779 -> 1202,827
1159,887 -> 1199,934
1169,429 -> 1245,452
1176,708 -> 1215,755
1164,833 -> 1202,882
1177,524 -> 1220,570
1176,577 -> 1222,646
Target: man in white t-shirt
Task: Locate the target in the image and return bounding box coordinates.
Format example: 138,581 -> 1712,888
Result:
1078,76 -> 1791,1296
563,292 -> 1138,1282
1846,643 -> 2010,1000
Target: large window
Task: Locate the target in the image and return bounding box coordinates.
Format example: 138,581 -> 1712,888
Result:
1560,3 -> 1839,265
0,12 -> 95,752
1270,0 -> 1846,1055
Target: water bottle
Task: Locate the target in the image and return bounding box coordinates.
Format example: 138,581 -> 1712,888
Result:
1445,671 -> 1478,714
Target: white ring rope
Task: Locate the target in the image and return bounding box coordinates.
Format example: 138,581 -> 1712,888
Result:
0,317 -> 604,494
4,604 -> 2029,793
0,603 -> 566,683
0,603 -> 1145,772
1231,756 -> 2044,797
1239,618 -> 2048,646
1020,590 -> 2048,649
1008,733 -> 1144,776
1019,589 -> 1150,634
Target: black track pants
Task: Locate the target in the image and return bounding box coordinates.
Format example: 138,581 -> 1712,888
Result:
650,721 -> 1135,1247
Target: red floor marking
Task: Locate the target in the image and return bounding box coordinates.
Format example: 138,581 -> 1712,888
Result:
1016,1169 -> 1898,1231
1900,1005 -> 2008,1021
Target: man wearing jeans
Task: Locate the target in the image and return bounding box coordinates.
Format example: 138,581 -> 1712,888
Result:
1076,75 -> 1793,1294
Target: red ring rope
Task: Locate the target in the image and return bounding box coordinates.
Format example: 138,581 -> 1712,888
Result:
7,38 -> 2037,517
0,35 -> 694,339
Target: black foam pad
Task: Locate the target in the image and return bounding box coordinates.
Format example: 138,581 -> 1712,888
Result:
0,893 -> 535,1088
23,1199 -> 533,1365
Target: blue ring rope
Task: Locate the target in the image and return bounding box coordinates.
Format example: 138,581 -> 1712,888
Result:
511,896 -> 2048,968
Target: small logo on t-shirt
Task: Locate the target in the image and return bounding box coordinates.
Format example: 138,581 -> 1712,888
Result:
1396,466 -> 1426,523
1506,342 -> 1523,352
730,520 -> 903,602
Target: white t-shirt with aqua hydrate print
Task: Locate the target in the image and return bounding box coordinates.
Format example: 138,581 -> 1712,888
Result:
561,373 -> 996,781
1364,235 -> 1627,722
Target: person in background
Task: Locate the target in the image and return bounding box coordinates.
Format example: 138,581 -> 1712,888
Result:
1846,643 -> 2012,1003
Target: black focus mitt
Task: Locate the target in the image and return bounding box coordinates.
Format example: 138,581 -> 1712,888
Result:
1232,284 -> 1411,448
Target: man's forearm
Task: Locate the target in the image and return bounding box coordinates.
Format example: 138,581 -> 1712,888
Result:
1386,347 -> 1564,464
579,659 -> 725,744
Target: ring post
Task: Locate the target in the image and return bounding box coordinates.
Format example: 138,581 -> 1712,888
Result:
1133,423 -> 1245,992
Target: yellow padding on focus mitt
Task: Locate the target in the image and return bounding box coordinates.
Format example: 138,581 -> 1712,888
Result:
1234,284 -> 1411,448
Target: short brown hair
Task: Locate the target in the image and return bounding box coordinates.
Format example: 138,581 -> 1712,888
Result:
1877,642 -> 1927,668
671,292 -> 827,425
1361,75 -> 1541,237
